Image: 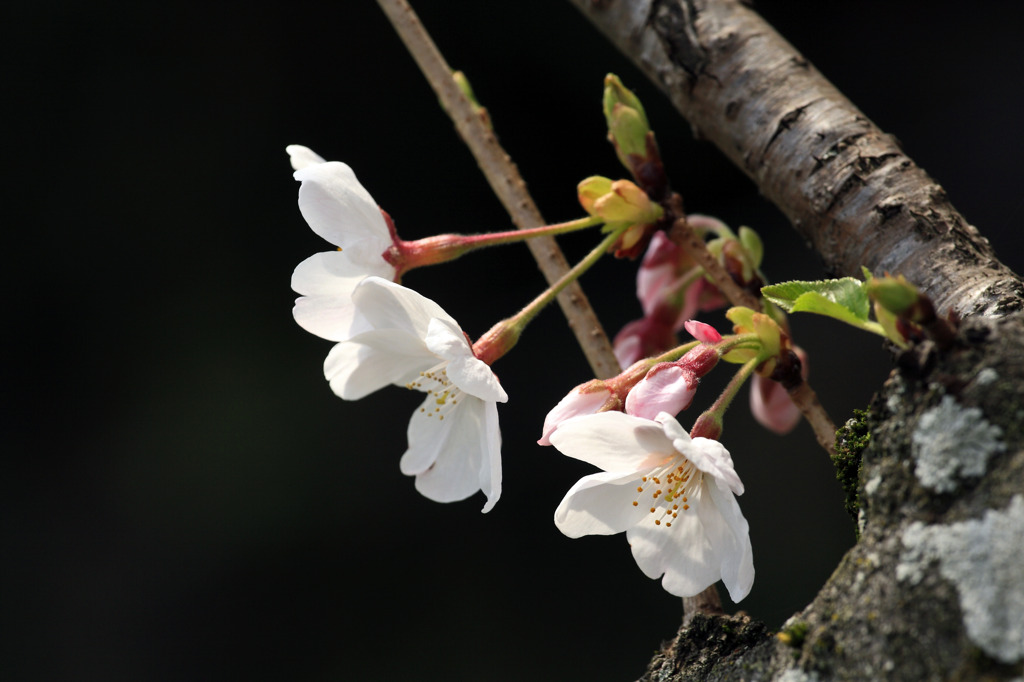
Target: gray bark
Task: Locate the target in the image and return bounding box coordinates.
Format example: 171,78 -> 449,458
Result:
567,1 -> 1024,679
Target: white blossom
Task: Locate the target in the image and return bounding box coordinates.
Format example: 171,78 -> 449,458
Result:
326,277 -> 507,512
551,411 -> 753,600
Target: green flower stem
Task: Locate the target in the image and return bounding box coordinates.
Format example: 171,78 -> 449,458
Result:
712,356 -> 762,416
649,340 -> 700,365
644,332 -> 759,367
690,355 -> 763,440
399,216 -> 603,270
473,225 -> 628,365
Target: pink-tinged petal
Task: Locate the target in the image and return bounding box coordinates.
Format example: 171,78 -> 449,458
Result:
549,411 -> 672,473
554,469 -> 653,537
286,144 -> 326,170
683,319 -> 722,344
291,252 -> 382,341
699,481 -> 755,602
402,396 -> 500,509
613,332 -> 643,371
637,232 -> 681,315
323,330 -> 434,400
671,278 -> 728,332
626,508 -> 722,595
637,262 -> 676,317
613,317 -> 678,370
351,277 -> 458,340
539,386 -> 613,445
625,365 -> 697,420
750,374 -> 801,435
294,159 -> 392,259
423,319 -> 507,403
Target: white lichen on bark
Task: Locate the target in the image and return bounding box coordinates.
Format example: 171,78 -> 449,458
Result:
896,495 -> 1024,663
776,669 -> 820,682
911,395 -> 1004,492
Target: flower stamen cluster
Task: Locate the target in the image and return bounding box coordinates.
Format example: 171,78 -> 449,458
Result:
632,462 -> 699,527
408,365 -> 463,421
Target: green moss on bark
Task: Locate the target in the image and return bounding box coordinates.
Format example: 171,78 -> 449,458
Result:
833,409 -> 870,530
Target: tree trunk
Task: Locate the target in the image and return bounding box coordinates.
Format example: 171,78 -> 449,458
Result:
568,1 -> 1024,679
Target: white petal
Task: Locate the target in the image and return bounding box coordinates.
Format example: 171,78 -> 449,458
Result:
294,160 -> 392,258
476,400 -> 502,512
291,252 -> 383,341
323,331 -> 435,400
423,319 -> 508,403
292,251 -> 370,297
627,502 -> 722,597
554,469 -> 652,537
549,411 -> 672,473
700,480 -> 754,602
351,277 -> 459,339
286,144 -> 326,170
401,396 -> 497,507
657,413 -> 743,495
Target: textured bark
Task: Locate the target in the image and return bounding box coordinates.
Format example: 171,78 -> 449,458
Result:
566,1 -> 1024,680
568,0 -> 1024,320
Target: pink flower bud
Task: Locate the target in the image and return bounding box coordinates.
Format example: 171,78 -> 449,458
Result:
625,364 -> 698,419
684,319 -> 722,345
749,346 -> 808,435
612,316 -> 677,369
689,411 -> 723,441
539,382 -> 618,446
636,232 -> 685,317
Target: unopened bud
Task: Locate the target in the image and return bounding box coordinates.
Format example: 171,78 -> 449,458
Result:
539,380 -> 618,446
683,320 -> 722,345
865,274 -> 926,320
750,346 -> 808,435
603,74 -> 651,169
690,411 -> 723,441
452,70 -> 491,130
577,176 -> 663,225
625,364 -> 698,419
724,306 -> 783,367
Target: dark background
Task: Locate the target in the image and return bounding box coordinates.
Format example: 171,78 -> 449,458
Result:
6,2 -> 1023,680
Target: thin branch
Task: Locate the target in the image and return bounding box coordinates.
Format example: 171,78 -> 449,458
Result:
375,0 -> 620,380
567,0 -> 1024,320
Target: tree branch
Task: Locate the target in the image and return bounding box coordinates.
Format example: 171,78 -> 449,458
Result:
376,0 -> 620,380
567,0 -> 1024,319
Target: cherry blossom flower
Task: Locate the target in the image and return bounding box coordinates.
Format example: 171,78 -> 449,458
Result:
324,276 -> 507,512
551,411 -> 754,601
289,145 -> 397,342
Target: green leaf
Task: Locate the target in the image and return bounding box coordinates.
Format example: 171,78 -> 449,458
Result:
790,291 -> 871,328
762,278 -> 889,338
762,278 -> 870,320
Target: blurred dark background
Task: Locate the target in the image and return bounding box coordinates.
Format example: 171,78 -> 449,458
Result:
5,1 -> 1023,679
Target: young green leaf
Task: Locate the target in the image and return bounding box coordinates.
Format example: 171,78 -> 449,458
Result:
762,278 -> 869,318
762,278 -> 887,337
